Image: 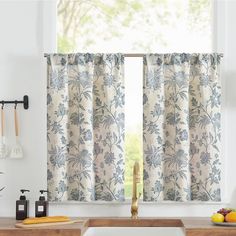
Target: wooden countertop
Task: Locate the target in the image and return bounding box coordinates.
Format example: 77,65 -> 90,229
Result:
0,217 -> 236,236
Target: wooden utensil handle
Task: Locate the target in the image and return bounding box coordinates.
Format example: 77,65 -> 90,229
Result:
14,108 -> 19,137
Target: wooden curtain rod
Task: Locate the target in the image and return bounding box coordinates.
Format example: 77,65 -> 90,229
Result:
44,53 -> 145,57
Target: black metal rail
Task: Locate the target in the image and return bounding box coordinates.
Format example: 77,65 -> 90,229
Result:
0,95 -> 29,109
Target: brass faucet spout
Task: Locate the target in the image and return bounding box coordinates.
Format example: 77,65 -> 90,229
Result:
131,161 -> 141,219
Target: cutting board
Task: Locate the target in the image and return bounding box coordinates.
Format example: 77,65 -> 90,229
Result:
15,220 -> 83,228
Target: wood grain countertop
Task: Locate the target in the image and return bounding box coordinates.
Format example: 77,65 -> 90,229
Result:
0,217 -> 236,236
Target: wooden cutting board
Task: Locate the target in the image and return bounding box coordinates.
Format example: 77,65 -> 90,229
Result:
15,220 -> 83,228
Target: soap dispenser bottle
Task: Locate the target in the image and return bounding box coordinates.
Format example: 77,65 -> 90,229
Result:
16,189 -> 30,220
35,190 -> 48,217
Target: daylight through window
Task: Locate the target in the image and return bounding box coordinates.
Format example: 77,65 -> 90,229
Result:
57,0 -> 213,198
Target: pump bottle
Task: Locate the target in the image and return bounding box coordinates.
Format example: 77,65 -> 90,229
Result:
35,190 -> 48,217
16,189 -> 30,220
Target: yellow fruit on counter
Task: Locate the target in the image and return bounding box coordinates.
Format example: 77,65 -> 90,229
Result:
211,213 -> 224,223
225,212 -> 236,222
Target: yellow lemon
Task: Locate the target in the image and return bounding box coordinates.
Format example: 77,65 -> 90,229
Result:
211,213 -> 224,223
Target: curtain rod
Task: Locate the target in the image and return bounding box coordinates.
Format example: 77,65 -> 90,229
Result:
44,53 -> 223,58
44,53 -> 144,57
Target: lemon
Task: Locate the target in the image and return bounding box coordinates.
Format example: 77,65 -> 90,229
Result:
211,213 -> 224,223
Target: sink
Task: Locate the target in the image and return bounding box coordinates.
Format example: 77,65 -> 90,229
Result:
84,227 -> 185,236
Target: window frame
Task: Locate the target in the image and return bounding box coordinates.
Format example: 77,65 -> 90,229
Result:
43,0 -> 228,204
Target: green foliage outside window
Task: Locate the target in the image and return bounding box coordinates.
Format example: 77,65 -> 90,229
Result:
57,0 -> 212,199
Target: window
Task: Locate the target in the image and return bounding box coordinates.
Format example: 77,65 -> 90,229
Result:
57,0 -> 213,199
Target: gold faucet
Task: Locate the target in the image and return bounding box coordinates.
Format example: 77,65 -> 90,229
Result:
131,161 -> 141,219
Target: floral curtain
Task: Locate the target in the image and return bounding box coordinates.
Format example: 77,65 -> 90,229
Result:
143,53 -> 222,201
47,53 -> 125,202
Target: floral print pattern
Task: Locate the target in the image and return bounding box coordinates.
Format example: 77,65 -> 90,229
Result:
47,53 -> 125,202
143,53 -> 222,201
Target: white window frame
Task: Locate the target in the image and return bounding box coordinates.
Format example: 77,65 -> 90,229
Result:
43,0 -> 228,205
213,0 -> 228,204
42,0 -> 57,53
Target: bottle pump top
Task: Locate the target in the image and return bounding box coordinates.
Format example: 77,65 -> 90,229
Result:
19,189 -> 30,200
39,190 -> 48,201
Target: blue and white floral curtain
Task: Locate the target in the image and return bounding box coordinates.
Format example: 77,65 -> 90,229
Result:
143,53 -> 222,201
47,53 -> 125,202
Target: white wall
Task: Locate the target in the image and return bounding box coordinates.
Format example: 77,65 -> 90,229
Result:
0,0 -> 235,218
0,0 -> 47,216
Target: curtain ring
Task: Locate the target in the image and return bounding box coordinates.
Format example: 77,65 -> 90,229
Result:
1,102 -> 4,109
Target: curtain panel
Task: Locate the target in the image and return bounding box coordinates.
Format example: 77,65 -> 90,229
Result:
143,53 -> 222,201
47,53 -> 125,202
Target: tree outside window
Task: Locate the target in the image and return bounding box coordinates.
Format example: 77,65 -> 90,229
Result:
57,0 -> 213,198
